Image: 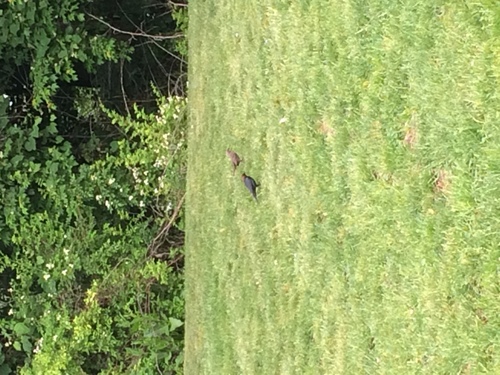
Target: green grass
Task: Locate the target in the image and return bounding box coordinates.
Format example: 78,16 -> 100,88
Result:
185,1 -> 500,373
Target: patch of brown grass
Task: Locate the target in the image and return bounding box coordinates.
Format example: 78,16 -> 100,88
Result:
403,113 -> 418,148
434,169 -> 450,194
317,118 -> 335,137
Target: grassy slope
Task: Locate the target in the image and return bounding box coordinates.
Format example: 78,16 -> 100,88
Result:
185,1 -> 500,373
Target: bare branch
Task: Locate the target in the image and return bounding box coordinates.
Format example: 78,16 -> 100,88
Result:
168,0 -> 188,7
120,58 -> 130,116
148,193 -> 186,255
86,12 -> 184,40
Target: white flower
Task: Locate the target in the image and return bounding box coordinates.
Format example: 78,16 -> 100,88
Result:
128,195 -> 134,201
56,313 -> 61,321
53,335 -> 58,341
8,309 -> 13,315
47,293 -> 52,298
144,179 -> 149,185
108,178 -> 115,185
95,195 -> 102,201
105,200 -> 111,209
62,269 -> 67,276
7,288 -> 12,293
69,264 -> 74,269
279,117 -> 287,124
63,248 -> 70,255
33,338 -> 43,353
139,201 -> 145,207
46,263 -> 54,270
43,274 -> 50,281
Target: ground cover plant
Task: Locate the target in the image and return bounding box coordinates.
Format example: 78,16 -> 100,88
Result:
185,0 -> 500,373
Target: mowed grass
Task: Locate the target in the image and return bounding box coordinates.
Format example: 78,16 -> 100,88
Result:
185,1 -> 500,373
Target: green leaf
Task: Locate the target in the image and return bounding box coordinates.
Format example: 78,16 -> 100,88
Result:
110,141 -> 119,153
9,23 -> 19,35
58,49 -> 68,59
11,155 -> 23,166
73,34 -> 82,44
50,162 -> 59,174
47,122 -> 57,135
12,341 -> 21,351
29,162 -> 41,173
13,323 -> 30,336
0,363 -> 11,375
169,317 -> 183,331
30,124 -> 40,138
26,7 -> 35,22
24,138 -> 36,152
21,336 -> 32,353
36,256 -> 44,265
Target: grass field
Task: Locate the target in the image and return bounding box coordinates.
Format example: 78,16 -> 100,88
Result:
185,1 -> 500,373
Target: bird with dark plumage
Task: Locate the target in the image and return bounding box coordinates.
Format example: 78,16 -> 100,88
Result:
241,173 -> 259,201
226,149 -> 243,175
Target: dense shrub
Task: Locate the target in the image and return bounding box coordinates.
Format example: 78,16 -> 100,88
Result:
0,0 -> 188,373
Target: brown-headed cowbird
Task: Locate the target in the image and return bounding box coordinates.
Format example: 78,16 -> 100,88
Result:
226,149 -> 243,175
241,173 -> 259,201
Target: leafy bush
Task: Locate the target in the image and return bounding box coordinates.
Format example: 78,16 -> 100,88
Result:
0,0 -> 188,372
0,94 -> 187,374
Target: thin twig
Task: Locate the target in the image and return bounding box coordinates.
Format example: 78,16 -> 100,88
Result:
86,12 -> 184,40
149,193 -> 186,255
120,58 -> 130,116
168,0 -> 187,7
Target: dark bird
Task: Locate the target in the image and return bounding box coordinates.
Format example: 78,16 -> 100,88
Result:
226,149 -> 243,175
241,173 -> 259,201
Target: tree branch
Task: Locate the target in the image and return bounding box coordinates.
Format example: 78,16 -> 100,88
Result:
86,12 -> 184,40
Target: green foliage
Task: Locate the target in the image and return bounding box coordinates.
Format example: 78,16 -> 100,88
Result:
0,0 -> 189,373
0,0 -> 130,109
172,6 -> 189,57
0,92 -> 187,373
